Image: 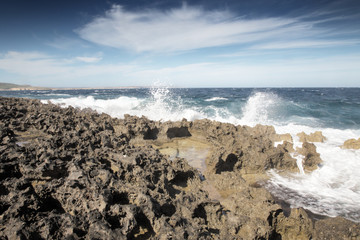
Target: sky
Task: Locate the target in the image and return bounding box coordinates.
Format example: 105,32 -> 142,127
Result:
0,0 -> 359,87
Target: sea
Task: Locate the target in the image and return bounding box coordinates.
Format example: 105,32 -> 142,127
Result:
1,87 -> 360,222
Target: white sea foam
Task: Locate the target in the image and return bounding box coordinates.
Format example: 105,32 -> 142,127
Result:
35,90 -> 50,93
42,88 -> 360,221
43,93 -> 71,97
42,96 -> 144,118
42,87 -> 207,122
205,97 -> 228,102
267,126 -> 360,222
234,92 -> 360,221
237,93 -> 360,222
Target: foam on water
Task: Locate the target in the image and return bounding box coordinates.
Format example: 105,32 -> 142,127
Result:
42,88 -> 360,222
205,97 -> 228,102
43,86 -> 207,122
269,126 -> 360,222
44,96 -> 144,118
44,93 -> 71,97
238,92 -> 360,222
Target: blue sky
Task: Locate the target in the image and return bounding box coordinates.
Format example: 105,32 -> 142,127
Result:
0,0 -> 359,87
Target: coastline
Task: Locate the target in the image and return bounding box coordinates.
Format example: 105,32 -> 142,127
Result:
0,86 -> 145,91
0,81 -> 150,91
1,96 -> 359,239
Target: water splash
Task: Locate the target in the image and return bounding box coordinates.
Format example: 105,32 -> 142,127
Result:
144,85 -> 206,121
240,92 -> 283,126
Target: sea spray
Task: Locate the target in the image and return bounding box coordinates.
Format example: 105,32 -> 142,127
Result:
239,91 -> 282,126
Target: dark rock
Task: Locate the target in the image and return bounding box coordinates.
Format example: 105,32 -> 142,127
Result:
166,127 -> 192,139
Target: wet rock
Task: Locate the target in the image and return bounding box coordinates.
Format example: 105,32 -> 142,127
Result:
296,142 -> 322,172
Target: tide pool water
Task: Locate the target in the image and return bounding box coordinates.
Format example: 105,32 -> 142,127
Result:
2,87 -> 360,222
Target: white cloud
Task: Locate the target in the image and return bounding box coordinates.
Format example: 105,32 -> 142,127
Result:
75,56 -> 102,63
251,40 -> 360,50
0,51 -> 133,84
0,51 -> 68,76
76,4 -> 360,53
77,4 -> 314,53
128,55 -> 360,87
46,35 -> 89,50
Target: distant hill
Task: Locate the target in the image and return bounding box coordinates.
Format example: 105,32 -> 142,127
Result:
0,82 -> 30,89
0,82 -> 49,90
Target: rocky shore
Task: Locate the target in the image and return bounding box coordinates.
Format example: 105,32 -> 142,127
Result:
1,97 -> 359,239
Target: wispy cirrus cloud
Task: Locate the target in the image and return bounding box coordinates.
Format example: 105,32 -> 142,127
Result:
1,50 -> 360,87
0,51 -> 133,86
77,4 -> 299,53
0,51 -> 68,76
75,56 -> 102,63
128,55 -> 360,87
251,40 -> 360,50
76,4 -> 359,53
45,35 -> 90,50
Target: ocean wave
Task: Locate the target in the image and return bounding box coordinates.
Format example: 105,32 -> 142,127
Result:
204,97 -> 228,102
42,96 -> 144,118
43,93 -> 71,97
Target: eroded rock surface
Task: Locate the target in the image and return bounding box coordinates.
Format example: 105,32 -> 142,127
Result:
297,131 -> 326,143
296,142 -> 323,172
1,97 -> 358,240
342,138 -> 360,150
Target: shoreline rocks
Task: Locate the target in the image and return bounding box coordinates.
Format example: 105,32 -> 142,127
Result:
342,138 -> 360,150
296,131 -> 326,143
1,97 -> 359,239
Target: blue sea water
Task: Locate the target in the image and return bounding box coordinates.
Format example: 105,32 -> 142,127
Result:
2,87 -> 360,129
1,87 -> 360,222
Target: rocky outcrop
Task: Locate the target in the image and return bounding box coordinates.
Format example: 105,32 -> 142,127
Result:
0,97 -> 358,239
0,98 -> 215,239
189,120 -> 299,175
274,133 -> 293,143
341,138 -> 360,150
297,131 -> 326,143
296,142 -> 323,172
